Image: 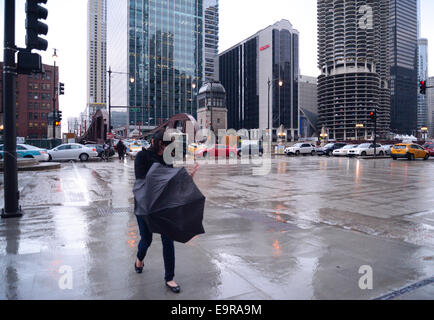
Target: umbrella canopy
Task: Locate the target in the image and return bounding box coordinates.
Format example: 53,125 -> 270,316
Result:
134,163 -> 206,243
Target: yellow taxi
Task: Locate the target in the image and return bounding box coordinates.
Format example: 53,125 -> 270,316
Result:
188,143 -> 205,155
128,141 -> 144,159
391,143 -> 430,161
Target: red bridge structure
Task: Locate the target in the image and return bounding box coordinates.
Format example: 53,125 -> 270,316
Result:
77,112 -> 200,144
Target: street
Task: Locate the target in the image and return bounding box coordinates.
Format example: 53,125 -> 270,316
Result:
0,156 -> 433,300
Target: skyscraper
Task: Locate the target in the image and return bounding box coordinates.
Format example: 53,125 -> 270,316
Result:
219,20 -> 299,139
107,0 -> 204,128
417,38 -> 428,130
389,0 -> 418,135
317,0 -> 390,140
203,0 -> 219,81
87,0 -> 107,119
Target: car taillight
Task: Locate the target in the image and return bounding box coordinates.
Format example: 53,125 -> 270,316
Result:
93,148 -> 96,152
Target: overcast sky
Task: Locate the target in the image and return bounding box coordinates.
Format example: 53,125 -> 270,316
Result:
1,0 -> 434,125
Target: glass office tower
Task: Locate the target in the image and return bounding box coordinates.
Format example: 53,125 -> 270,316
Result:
389,0 -> 418,135
219,20 -> 299,138
108,0 -> 203,128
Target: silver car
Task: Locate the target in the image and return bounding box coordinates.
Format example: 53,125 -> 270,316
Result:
48,143 -> 99,162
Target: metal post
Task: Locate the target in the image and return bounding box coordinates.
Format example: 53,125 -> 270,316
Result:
267,78 -> 271,130
210,81 -> 213,133
374,110 -> 377,158
108,67 -> 112,134
52,52 -> 56,144
2,0 -> 22,218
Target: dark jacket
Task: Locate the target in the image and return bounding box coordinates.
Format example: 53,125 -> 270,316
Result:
134,150 -> 172,180
117,141 -> 126,153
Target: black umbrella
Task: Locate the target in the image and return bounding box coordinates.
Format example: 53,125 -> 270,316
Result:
133,163 -> 206,243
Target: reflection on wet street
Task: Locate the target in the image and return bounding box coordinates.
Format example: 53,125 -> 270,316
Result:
0,156 -> 433,299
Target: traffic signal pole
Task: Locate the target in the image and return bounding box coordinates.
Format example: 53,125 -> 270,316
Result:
52,53 -> 56,144
2,0 -> 22,218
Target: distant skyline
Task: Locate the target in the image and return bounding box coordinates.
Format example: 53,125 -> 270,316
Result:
1,0 -> 434,124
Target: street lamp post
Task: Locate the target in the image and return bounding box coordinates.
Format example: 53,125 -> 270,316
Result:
192,82 -> 197,116
267,78 -> 283,131
107,67 -> 135,135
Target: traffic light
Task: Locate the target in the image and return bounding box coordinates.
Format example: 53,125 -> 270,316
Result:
419,81 -> 427,95
55,121 -> 61,127
59,82 -> 65,95
369,111 -> 376,121
56,110 -> 63,122
25,0 -> 49,51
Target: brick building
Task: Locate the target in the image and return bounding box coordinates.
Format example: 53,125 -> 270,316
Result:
0,62 -> 59,139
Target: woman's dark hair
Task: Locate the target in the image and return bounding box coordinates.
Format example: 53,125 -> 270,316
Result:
152,129 -> 171,154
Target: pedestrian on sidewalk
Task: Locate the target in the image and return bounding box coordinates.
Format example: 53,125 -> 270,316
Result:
117,139 -> 126,161
102,140 -> 111,162
134,129 -> 199,294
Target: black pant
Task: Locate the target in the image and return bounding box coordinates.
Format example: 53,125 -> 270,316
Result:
135,215 -> 175,282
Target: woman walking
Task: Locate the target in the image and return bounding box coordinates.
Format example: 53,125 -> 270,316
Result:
134,129 -> 198,294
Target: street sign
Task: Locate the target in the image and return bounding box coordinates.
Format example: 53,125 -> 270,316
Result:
107,133 -> 114,139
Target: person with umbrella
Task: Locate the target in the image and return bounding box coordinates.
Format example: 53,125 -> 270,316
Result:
117,139 -> 127,161
134,129 -> 200,294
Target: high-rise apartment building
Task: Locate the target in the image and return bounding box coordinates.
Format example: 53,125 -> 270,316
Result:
219,20 -> 300,139
417,38 -> 428,130
107,0 -> 204,128
390,0 -> 418,135
203,0 -> 219,81
87,0 -> 107,119
317,0 -> 390,140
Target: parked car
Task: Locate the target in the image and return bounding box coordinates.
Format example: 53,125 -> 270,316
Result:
48,143 -> 99,162
0,144 -> 49,162
423,142 -> 434,156
195,144 -> 238,159
332,144 -> 357,157
383,145 -> 393,156
284,143 -> 316,156
85,144 -> 115,158
316,143 -> 347,156
347,143 -> 385,157
391,143 -> 429,161
237,140 -> 264,157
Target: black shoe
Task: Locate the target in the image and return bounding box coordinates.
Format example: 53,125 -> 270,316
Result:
135,261 -> 143,274
166,282 -> 181,294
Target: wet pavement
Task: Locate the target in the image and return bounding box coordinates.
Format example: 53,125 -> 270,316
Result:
0,156 -> 433,300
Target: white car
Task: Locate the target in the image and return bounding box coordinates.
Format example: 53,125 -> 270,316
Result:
333,144 -> 358,157
284,143 -> 316,156
383,145 -> 393,156
48,143 -> 99,162
347,143 -> 385,157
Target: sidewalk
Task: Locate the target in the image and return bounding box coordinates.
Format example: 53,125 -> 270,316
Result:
0,159 -> 433,300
